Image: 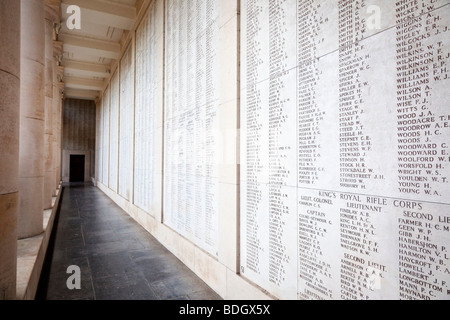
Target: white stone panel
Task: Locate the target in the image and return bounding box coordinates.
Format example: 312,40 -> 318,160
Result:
164,0 -> 220,257
240,0 -> 450,300
102,87 -> 110,185
109,70 -> 120,192
134,1 -> 161,216
119,45 -> 134,200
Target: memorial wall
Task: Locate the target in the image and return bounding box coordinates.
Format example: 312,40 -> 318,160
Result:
94,0 -> 449,300
164,0 -> 221,257
119,45 -> 134,200
96,98 -> 103,184
134,1 -> 163,216
241,0 -> 450,300
102,88 -> 110,185
62,99 -> 96,182
109,71 -> 119,192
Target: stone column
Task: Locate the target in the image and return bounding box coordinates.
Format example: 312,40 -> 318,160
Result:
53,55 -> 63,191
52,59 -> 58,195
43,11 -> 55,209
18,0 -> 45,239
55,63 -> 63,189
55,88 -> 62,190
58,92 -> 63,186
0,0 -> 20,300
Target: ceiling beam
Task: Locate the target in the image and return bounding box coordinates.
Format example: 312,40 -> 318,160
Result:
62,59 -> 111,78
59,33 -> 120,60
64,88 -> 99,100
65,76 -> 105,91
61,0 -> 136,30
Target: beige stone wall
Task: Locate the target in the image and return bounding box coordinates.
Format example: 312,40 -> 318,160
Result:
62,98 -> 96,182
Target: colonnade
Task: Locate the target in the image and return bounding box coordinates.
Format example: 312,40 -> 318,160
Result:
0,0 -> 63,299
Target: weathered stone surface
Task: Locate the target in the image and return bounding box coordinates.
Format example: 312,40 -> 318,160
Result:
0,0 -> 20,300
0,72 -> 20,194
18,178 -> 44,239
0,0 -> 20,78
0,193 -> 18,300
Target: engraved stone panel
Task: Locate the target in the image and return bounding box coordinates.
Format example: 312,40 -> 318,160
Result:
109,70 -> 120,192
164,0 -> 220,257
241,0 -> 450,300
97,100 -> 103,183
119,45 -> 133,200
102,87 -> 110,185
134,2 -> 161,215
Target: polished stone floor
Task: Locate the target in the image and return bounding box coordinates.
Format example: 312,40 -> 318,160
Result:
36,183 -> 222,300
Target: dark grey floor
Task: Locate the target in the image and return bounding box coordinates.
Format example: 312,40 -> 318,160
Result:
37,183 -> 222,300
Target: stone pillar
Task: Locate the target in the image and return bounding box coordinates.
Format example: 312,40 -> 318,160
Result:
58,94 -> 63,184
58,94 -> 62,186
55,67 -> 62,189
53,55 -> 63,191
55,88 -> 62,190
52,59 -> 58,195
43,12 -> 55,209
18,0 -> 45,239
0,0 -> 20,300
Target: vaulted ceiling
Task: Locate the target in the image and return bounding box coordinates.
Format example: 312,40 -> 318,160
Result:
57,0 -> 143,100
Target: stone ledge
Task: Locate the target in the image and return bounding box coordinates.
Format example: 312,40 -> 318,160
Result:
16,184 -> 62,300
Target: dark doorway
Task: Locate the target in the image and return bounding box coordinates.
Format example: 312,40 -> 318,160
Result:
70,155 -> 85,182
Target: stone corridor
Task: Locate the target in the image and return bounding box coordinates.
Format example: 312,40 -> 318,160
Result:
36,183 -> 221,300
